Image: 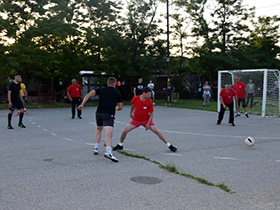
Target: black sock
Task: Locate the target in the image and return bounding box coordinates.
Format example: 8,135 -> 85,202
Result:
8,113 -> 12,125
19,112 -> 24,124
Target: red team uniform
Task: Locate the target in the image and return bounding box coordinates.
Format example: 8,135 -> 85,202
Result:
130,95 -> 155,127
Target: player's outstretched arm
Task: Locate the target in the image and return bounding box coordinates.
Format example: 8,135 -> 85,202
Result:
116,102 -> 123,111
146,112 -> 153,130
8,90 -> 12,108
219,96 -> 226,109
78,90 -> 96,110
234,96 -> 239,109
130,104 -> 135,118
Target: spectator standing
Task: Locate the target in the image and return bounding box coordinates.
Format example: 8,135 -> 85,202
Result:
202,81 -> 211,107
133,78 -> 144,97
211,81 -> 218,101
147,80 -> 155,105
197,81 -> 203,99
165,81 -> 175,105
246,79 -> 255,108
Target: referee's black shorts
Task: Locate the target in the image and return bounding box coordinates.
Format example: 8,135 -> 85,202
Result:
96,112 -> 115,127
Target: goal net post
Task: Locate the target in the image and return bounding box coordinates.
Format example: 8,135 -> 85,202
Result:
218,69 -> 280,117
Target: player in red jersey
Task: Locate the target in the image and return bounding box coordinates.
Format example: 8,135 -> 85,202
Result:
233,77 -> 248,118
67,79 -> 83,119
113,87 -> 177,152
217,84 -> 239,126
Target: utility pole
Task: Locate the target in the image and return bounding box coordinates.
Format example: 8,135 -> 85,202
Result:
167,0 -> 170,83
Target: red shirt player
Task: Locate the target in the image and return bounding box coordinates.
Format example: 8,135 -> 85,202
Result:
67,79 -> 83,119
113,87 -> 177,152
233,77 -> 248,118
217,84 -> 238,126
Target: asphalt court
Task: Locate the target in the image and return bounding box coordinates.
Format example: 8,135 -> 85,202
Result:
1,106 -> 280,210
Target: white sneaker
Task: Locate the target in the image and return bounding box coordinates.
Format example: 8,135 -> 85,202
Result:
104,152 -> 119,162
93,148 -> 99,155
153,102 -> 155,105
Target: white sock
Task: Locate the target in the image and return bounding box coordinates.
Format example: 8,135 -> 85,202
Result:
166,142 -> 171,147
106,147 -> 112,154
238,112 -> 240,115
94,143 -> 99,149
245,112 -> 247,114
119,143 -> 123,146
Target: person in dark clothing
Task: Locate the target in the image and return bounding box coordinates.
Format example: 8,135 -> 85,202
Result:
133,78 -> 144,96
78,77 -> 123,162
165,81 -> 175,105
7,73 -> 26,129
211,81 -> 218,101
197,81 -> 203,99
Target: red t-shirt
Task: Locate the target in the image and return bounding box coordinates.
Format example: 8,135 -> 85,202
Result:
220,88 -> 236,104
67,84 -> 82,98
233,82 -> 246,99
131,95 -> 153,121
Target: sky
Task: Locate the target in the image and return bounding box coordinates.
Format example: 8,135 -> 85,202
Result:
244,0 -> 280,16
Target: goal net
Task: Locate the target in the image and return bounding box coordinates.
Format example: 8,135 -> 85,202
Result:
218,69 -> 280,117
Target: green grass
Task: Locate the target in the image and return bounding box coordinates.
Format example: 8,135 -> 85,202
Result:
155,99 -> 218,112
1,97 -> 278,116
117,150 -> 235,194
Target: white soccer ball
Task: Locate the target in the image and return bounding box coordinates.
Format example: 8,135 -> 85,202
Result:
245,137 -> 255,147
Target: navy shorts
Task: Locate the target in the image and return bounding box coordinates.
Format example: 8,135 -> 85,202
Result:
238,98 -> 247,108
10,100 -> 24,111
96,112 -> 115,127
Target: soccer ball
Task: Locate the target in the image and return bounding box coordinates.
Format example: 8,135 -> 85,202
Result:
245,137 -> 255,147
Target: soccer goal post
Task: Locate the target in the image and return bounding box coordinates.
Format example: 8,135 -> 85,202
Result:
218,69 -> 280,117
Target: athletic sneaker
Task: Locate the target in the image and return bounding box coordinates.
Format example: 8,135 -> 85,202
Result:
169,145 -> 177,152
235,113 -> 241,117
229,122 -> 235,126
217,121 -> 221,125
18,123 -> 26,128
25,110 -> 28,115
245,113 -> 249,118
113,144 -> 123,151
93,148 -> 99,155
104,152 -> 119,162
7,125 -> 14,129
16,112 -> 20,116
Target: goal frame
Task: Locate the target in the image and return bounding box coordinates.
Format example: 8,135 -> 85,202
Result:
218,69 -> 280,117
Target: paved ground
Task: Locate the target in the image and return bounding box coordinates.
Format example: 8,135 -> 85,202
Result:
1,105 -> 280,210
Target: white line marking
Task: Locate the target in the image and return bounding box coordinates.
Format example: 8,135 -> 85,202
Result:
115,120 -> 280,140
115,120 -> 129,125
51,133 -> 57,136
276,160 -> 280,163
85,143 -> 95,146
161,153 -> 183,157
37,125 -> 41,128
214,157 -> 238,160
64,137 -> 73,141
43,129 -> 48,132
32,122 -> 36,124
90,122 -> 96,125
123,148 -> 137,152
